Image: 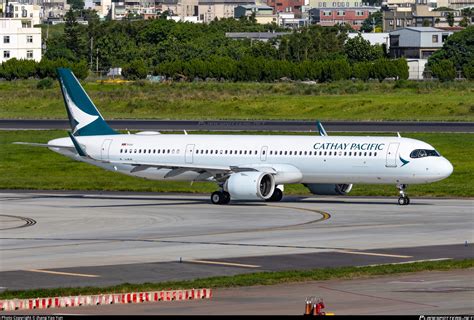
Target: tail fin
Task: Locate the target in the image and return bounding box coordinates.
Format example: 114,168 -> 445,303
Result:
57,68 -> 117,136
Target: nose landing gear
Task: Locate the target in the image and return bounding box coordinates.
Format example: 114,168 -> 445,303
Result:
397,184 -> 410,205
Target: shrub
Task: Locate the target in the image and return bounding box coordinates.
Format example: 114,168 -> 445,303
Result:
122,60 -> 148,80
430,59 -> 456,82
352,62 -> 371,81
463,60 -> 474,80
0,58 -> 37,80
37,78 -> 54,89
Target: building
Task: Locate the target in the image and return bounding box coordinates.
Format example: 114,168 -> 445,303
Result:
198,0 -> 255,23
310,6 -> 379,30
347,32 -> 390,49
234,4 -> 276,23
225,31 -> 290,41
277,11 -> 308,27
389,26 -> 453,59
85,0 -> 112,19
3,2 -> 41,25
266,0 -> 304,16
0,18 -> 42,63
308,0 -> 369,8
41,0 -> 69,22
161,0 -> 199,19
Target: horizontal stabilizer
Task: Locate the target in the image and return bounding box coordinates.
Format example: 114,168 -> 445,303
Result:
13,142 -> 75,150
68,132 -> 89,157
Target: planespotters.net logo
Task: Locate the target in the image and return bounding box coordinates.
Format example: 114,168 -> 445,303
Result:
420,316 -> 474,320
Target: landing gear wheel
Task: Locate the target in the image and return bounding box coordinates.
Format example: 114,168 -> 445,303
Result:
266,188 -> 283,202
211,191 -> 223,205
398,196 -> 410,206
396,184 -> 410,206
211,191 -> 231,205
222,191 -> 231,204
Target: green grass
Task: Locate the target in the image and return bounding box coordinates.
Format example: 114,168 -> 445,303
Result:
0,130 -> 473,197
0,80 -> 473,121
0,258 -> 472,300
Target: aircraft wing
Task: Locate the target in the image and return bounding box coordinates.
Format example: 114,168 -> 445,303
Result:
111,160 -> 261,181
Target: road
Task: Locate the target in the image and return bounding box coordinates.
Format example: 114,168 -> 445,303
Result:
1,119 -> 473,132
1,191 -> 472,291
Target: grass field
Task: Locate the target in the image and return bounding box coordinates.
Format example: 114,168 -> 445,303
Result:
1,130 -> 472,197
0,258 -> 472,299
0,80 -> 473,121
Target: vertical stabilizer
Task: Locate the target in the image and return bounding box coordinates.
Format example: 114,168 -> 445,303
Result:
57,68 -> 117,136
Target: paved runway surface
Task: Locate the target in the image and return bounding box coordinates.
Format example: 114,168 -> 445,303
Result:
0,192 -> 472,291
1,119 -> 473,132
7,269 -> 473,315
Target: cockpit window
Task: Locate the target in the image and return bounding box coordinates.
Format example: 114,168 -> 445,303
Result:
410,149 -> 440,158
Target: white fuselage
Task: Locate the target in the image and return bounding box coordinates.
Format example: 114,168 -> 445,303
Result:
48,133 -> 453,185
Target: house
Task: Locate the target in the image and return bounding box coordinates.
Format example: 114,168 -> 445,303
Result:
3,2 -> 41,25
161,0 -> 199,20
0,18 -> 42,63
234,4 -> 276,24
310,6 -> 379,30
198,0 -> 255,23
347,32 -> 390,49
389,26 -> 453,59
266,0 -> 304,17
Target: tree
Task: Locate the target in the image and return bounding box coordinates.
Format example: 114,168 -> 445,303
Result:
459,16 -> 469,27
428,26 -> 474,73
344,34 -> 384,62
67,0 -> 84,10
446,12 -> 454,27
64,9 -> 86,60
360,11 -> 382,33
422,19 -> 431,27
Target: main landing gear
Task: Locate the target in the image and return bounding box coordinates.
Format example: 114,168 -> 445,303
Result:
397,184 -> 410,206
211,190 -> 230,205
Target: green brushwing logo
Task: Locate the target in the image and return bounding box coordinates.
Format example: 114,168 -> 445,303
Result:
399,156 -> 410,167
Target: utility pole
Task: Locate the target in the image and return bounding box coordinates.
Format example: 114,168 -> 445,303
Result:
96,47 -> 99,76
90,36 -> 93,71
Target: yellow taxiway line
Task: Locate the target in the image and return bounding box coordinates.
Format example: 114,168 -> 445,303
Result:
26,269 -> 100,278
188,259 -> 261,268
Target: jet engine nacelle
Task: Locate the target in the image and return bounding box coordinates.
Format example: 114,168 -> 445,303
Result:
226,172 -> 275,200
305,183 -> 353,195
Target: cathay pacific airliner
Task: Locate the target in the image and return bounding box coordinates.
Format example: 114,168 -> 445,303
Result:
16,69 -> 453,205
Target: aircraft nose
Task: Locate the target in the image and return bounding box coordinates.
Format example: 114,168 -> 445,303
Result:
440,158 -> 453,178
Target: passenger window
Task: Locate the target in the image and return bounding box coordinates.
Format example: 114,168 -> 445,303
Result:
374,152 -> 377,156
284,151 -> 288,155
120,149 -> 122,153
364,152 -> 367,156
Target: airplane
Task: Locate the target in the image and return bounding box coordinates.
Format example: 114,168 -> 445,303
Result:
15,68 -> 453,206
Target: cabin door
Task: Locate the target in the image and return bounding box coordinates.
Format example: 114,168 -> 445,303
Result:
385,142 -> 400,168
